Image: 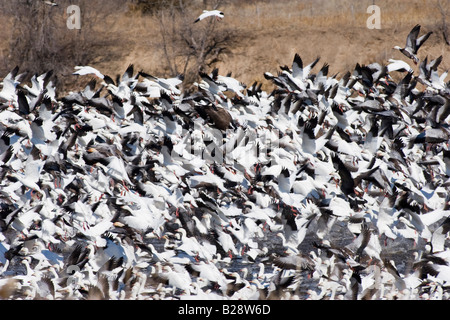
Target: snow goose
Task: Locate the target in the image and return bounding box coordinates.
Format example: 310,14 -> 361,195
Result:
149,262 -> 193,296
383,259 -> 407,291
263,72 -> 297,92
417,55 -> 442,87
189,164 -> 227,192
394,24 -> 432,64
23,70 -> 53,98
161,263 -> 193,294
412,247 -> 449,280
0,66 -> 25,105
28,219 -> 62,251
331,153 -> 356,197
375,195 -> 398,241
291,53 -> 320,83
105,156 -> 134,186
43,1 -> 58,6
0,114 -> 33,146
275,221 -> 308,255
65,243 -> 91,274
74,216 -> 114,248
406,126 -> 450,148
138,71 -> 183,96
272,252 -> 315,273
174,227 -> 216,262
72,66 -> 104,79
187,261 -> 230,292
213,227 -> 238,259
265,269 -> 297,300
198,72 -> 227,101
9,156 -> 46,198
215,71 -> 246,98
387,59 -> 413,73
15,257 -> 41,299
194,10 -> 224,23
349,222 -> 382,263
430,217 -> 450,253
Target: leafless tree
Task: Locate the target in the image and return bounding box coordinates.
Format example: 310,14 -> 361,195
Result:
154,0 -> 242,84
128,0 -> 179,14
436,0 -> 449,45
0,0 -> 127,92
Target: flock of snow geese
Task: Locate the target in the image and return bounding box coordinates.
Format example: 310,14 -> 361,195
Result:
0,23 -> 449,300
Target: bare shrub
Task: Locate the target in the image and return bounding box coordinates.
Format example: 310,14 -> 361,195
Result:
152,0 -> 244,85
0,0 -> 127,93
436,0 -> 449,45
128,0 -> 179,15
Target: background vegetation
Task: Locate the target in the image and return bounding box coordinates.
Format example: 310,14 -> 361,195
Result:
0,0 -> 448,93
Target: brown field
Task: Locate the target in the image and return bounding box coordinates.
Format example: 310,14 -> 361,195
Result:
0,0 -> 448,92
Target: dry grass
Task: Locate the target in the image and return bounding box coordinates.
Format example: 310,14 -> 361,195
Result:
0,0 -> 448,92
212,0 -> 449,87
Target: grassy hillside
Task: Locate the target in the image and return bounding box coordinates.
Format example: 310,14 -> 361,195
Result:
0,0 -> 448,93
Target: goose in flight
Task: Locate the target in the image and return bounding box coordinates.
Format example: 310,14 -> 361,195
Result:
138,71 -> 183,96
42,0 -> 57,6
292,53 -> 320,81
214,70 -> 246,98
387,59 -> 413,73
194,10 -> 224,23
394,24 -> 432,64
277,53 -> 320,91
0,66 -> 25,104
272,252 -> 315,273
417,55 -> 447,89
73,66 -> 104,79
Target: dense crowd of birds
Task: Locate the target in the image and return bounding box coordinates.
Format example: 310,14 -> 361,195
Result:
0,24 -> 450,300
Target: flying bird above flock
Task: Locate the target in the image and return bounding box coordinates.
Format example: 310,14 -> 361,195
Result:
194,10 -> 224,23
0,24 -> 449,300
73,66 -> 105,79
393,24 -> 433,64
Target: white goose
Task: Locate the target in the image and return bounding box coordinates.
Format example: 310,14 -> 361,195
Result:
393,24 -> 432,64
194,10 -> 224,23
161,263 -> 192,293
72,66 -> 104,79
216,73 -> 245,98
139,72 -> 183,96
387,59 -> 413,73
23,70 -> 53,98
0,66 -> 23,105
